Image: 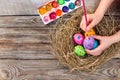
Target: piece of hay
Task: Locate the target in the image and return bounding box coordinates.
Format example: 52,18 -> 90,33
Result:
51,8 -> 120,72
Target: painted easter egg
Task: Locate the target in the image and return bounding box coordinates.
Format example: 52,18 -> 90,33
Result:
85,29 -> 96,37
83,36 -> 95,50
73,33 -> 84,45
92,39 -> 99,50
74,45 -> 86,57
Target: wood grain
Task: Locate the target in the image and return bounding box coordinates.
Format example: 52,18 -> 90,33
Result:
0,0 -> 37,15
0,16 -> 119,80
0,59 -> 120,80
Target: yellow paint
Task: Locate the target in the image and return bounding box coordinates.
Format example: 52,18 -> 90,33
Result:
46,3 -> 52,11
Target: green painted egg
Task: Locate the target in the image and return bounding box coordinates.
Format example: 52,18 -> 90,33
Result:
74,45 -> 86,57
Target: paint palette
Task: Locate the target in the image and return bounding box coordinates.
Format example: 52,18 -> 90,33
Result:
36,0 -> 83,24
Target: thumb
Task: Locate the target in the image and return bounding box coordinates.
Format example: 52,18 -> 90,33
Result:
86,22 -> 95,32
93,35 -> 102,40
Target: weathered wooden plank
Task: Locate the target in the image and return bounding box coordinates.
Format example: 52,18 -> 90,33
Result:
0,26 -> 54,60
0,50 -> 55,60
0,16 -> 43,27
0,0 -> 37,15
0,28 -> 51,43
0,43 -> 50,51
0,60 -> 77,80
0,59 -> 120,80
0,15 -> 119,28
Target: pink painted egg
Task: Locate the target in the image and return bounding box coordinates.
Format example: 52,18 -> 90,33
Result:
73,33 -> 84,45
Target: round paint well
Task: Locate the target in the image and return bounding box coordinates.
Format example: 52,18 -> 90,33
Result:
49,12 -> 57,19
65,0 -> 70,1
52,1 -> 59,8
68,2 -> 75,9
43,16 -> 49,22
39,6 -> 47,15
56,9 -> 62,16
57,0 -> 65,5
75,0 -> 81,6
62,6 -> 69,13
46,3 -> 52,11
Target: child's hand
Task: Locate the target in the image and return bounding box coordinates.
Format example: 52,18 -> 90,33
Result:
86,35 -> 114,56
80,13 -> 103,32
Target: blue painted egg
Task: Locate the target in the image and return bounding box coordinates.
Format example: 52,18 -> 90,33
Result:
92,39 -> 99,50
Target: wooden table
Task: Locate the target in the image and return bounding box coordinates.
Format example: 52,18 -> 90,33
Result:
0,0 -> 120,80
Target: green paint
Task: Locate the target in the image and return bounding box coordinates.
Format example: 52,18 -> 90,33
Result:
57,0 -> 65,5
74,45 -> 86,57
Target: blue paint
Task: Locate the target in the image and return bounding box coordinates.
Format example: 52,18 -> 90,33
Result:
77,35 -> 81,39
68,2 -> 75,9
65,0 -> 70,1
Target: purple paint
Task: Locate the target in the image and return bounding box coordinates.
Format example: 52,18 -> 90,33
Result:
62,6 -> 69,12
43,16 -> 49,22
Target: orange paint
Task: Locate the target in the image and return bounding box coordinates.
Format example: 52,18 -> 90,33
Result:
56,9 -> 62,16
38,6 -> 47,15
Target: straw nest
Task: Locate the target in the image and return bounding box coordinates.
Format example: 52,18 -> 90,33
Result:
51,8 -> 120,72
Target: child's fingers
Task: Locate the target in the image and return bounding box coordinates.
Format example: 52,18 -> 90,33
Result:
80,16 -> 86,31
93,35 -> 102,40
86,21 -> 95,31
86,45 -> 103,56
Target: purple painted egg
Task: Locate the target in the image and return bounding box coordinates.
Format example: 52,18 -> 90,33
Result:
83,36 -> 95,50
73,33 -> 84,45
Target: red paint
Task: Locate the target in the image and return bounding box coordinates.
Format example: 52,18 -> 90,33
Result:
52,1 -> 59,8
49,12 -> 57,19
